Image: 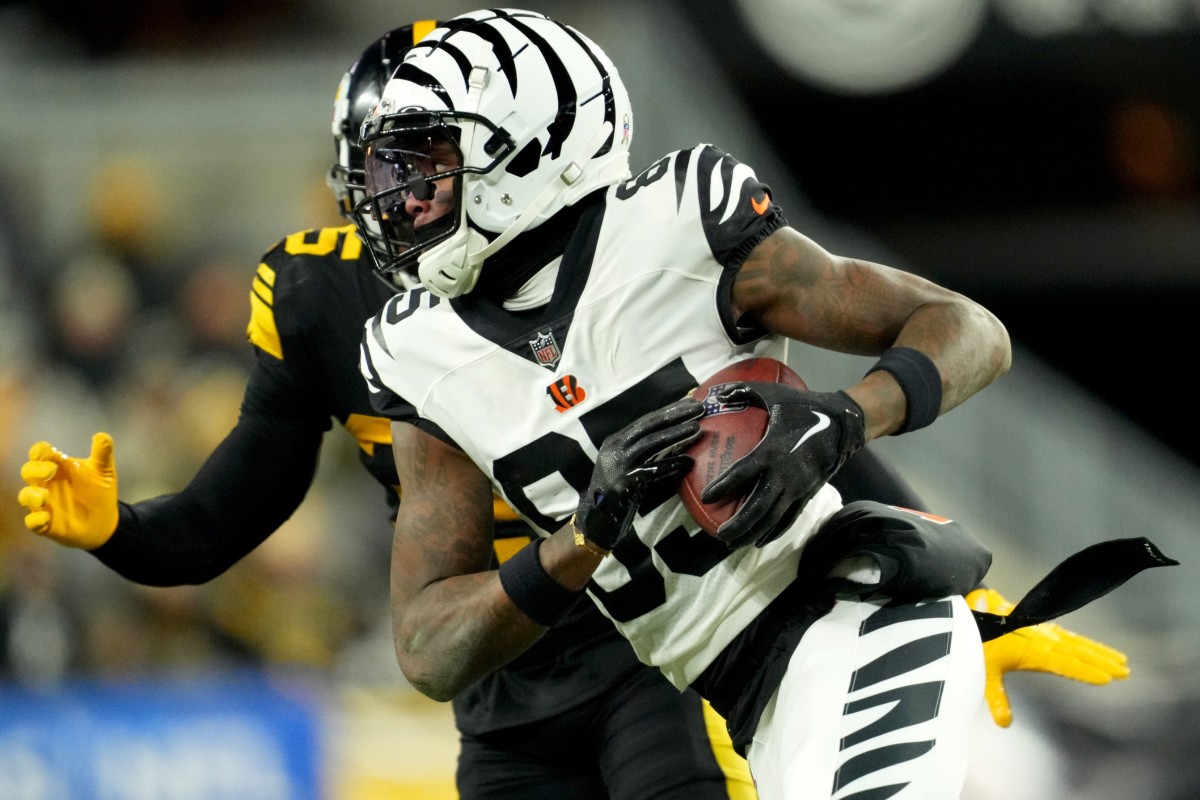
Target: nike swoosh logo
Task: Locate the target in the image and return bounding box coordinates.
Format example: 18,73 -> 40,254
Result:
750,194 -> 769,215
790,412 -> 830,453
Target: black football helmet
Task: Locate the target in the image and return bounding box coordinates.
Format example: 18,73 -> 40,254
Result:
327,21 -> 441,224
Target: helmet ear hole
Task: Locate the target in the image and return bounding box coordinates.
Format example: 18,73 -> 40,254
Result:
506,139 -> 542,178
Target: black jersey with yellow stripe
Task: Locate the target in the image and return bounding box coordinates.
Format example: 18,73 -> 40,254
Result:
249,225 -> 401,508
245,224 -> 642,734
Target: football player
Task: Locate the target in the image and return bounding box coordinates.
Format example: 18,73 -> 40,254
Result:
17,22 -> 756,800
17,17 -> 1136,800
350,10 -> 1169,800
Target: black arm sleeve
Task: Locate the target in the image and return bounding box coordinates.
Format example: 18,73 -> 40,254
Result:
90,357 -> 330,586
829,445 -> 927,511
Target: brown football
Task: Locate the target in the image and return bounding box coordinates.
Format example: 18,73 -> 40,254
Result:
679,357 -> 808,535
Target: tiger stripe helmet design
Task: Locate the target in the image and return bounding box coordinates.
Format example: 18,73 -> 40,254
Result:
354,8 -> 634,298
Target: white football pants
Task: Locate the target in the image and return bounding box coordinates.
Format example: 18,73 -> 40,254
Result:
746,594 -> 983,800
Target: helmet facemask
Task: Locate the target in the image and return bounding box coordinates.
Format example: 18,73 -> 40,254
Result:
324,22 -> 445,291
326,97 -> 367,219
354,109 -> 515,296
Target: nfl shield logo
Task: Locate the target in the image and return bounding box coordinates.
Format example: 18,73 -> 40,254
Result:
702,383 -> 748,416
529,330 -> 561,369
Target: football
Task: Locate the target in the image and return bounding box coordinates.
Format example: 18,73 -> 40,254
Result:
679,357 -> 808,536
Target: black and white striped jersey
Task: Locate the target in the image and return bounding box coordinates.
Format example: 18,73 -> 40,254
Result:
361,144 -> 845,688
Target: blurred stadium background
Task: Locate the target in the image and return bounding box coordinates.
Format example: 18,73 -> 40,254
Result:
0,0 -> 1197,797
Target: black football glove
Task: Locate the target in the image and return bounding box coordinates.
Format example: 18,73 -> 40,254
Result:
576,396 -> 704,551
701,383 -> 865,549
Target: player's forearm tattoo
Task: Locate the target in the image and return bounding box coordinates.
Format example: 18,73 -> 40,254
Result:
390,431 -> 545,698
737,233 -> 887,351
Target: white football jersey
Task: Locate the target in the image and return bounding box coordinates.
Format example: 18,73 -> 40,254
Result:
361,144 -> 843,688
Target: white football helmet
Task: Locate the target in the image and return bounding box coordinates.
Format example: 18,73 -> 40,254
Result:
353,8 -> 634,298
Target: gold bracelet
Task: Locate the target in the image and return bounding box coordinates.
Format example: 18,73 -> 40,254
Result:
570,514 -> 609,558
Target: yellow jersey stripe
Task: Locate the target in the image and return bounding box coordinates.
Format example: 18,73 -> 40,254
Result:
255,261 -> 276,288
345,414 -> 392,455
340,228 -> 363,261
492,536 -> 531,565
247,286 -> 283,359
702,701 -> 756,799
492,496 -> 520,522
343,414 -> 522,529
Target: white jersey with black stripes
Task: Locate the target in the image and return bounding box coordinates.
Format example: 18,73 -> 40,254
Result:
361,143 -> 842,688
361,142 -> 985,799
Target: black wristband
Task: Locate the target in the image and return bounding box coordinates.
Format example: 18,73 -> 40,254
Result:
498,537 -> 584,627
866,347 -> 942,434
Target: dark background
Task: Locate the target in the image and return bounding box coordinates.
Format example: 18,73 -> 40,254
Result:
14,0 -> 1200,463
677,0 -> 1200,467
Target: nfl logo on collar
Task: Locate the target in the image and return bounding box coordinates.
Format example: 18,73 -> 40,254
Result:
529,330 -> 561,370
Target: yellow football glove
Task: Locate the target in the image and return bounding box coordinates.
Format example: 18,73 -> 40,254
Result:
967,587 -> 1130,728
17,432 -> 120,550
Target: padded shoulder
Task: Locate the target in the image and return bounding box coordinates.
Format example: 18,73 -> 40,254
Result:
247,225 -> 366,359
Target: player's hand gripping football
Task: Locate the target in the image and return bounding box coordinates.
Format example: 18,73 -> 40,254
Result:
17,432 -> 120,550
575,397 -> 704,551
701,383 -> 865,549
967,587 -> 1130,728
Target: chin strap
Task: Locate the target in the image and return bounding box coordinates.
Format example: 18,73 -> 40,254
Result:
466,121 -> 615,268
415,122 -> 614,299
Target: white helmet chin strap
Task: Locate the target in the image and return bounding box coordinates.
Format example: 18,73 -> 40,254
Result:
418,120 -> 615,299
416,224 -> 490,297
469,120 -> 614,264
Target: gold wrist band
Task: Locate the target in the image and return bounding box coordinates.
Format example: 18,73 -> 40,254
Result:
570,514 -> 609,558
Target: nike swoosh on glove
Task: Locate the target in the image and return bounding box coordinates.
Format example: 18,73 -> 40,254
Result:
701,383 -> 864,549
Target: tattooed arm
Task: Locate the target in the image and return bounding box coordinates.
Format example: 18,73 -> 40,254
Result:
389,422 -> 600,700
732,226 -> 1011,441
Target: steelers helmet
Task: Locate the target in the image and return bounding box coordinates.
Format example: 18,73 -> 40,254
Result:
327,21 -> 442,222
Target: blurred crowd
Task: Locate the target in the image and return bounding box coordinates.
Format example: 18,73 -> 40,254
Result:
1,5 -> 1196,798
0,151 -> 398,690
